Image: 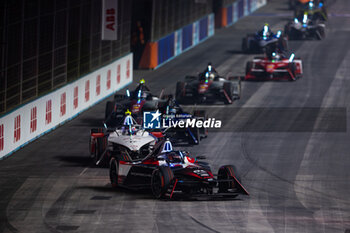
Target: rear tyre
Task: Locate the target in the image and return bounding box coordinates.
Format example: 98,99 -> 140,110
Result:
223,82 -> 233,104
151,167 -> 174,199
218,165 -> 239,193
92,139 -> 101,165
193,110 -> 208,138
109,157 -> 119,188
105,101 -> 115,121
289,62 -> 297,81
316,26 -> 325,40
245,61 -> 253,76
175,82 -> 186,103
242,37 -> 249,53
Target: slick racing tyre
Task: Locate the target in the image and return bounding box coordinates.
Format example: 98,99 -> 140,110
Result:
109,157 -> 119,188
242,37 -> 249,53
175,82 -> 186,103
223,82 -> 234,104
218,165 -> 240,193
245,61 -> 253,76
193,110 -> 208,138
289,62 -> 297,81
316,26 -> 325,40
105,101 -> 115,121
151,167 -> 174,199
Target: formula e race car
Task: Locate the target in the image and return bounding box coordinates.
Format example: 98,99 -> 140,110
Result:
105,79 -> 169,125
242,24 -> 288,53
245,52 -> 303,81
176,63 -> 241,104
109,139 -> 249,199
89,112 -> 162,165
289,0 -> 325,10
285,12 -> 326,40
157,96 -> 208,145
294,0 -> 328,22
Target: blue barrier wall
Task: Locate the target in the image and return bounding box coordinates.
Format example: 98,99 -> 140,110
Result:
199,17 -> 208,41
227,5 -> 233,25
158,34 -> 174,65
182,24 -> 193,51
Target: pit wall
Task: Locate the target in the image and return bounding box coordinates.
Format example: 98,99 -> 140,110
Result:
0,53 -> 133,159
216,0 -> 267,28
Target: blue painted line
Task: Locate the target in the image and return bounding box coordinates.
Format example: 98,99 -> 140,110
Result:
0,80 -> 132,160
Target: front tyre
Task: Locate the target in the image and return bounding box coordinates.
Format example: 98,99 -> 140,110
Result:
223,82 -> 234,104
109,157 -> 119,188
218,165 -> 240,193
151,167 -> 174,199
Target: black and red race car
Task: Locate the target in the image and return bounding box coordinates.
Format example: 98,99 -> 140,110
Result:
109,139 -> 249,199
176,63 -> 241,104
105,79 -> 169,126
245,52 -> 303,81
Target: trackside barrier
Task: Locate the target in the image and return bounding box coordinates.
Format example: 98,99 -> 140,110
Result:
0,53 -> 133,159
216,0 -> 267,28
139,13 -> 215,69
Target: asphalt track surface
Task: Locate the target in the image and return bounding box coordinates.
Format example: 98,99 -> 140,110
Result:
1,0 -> 350,232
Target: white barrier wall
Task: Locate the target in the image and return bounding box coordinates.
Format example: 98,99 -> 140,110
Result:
0,53 -> 133,159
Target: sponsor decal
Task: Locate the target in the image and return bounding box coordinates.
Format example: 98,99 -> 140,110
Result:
143,111 -> 221,129
143,110 -> 162,129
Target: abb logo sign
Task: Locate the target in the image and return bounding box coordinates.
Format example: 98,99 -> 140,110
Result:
0,124 -> 3,151
117,65 -> 121,84
107,70 -> 111,90
126,60 -> 130,79
60,93 -> 66,116
74,86 -> 78,109
102,0 -> 118,40
96,75 -> 101,96
30,107 -> 37,133
46,100 -> 52,124
14,115 -> 21,143
85,80 -> 90,102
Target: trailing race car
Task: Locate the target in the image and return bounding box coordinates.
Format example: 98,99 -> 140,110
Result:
294,0 -> 328,22
289,0 -> 325,10
245,52 -> 303,81
109,139 -> 249,199
105,79 -> 169,126
242,24 -> 288,53
285,12 -> 326,40
176,63 -> 241,104
89,111 -> 162,165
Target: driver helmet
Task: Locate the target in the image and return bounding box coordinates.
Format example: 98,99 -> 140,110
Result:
271,52 -> 281,60
207,62 -> 213,72
308,0 -> 314,9
262,23 -> 271,38
166,152 -> 182,163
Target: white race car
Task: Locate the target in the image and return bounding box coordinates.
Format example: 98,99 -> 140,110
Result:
89,112 -> 162,166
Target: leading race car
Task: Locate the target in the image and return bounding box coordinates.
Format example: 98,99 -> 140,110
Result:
245,51 -> 303,81
242,24 -> 288,54
176,63 -> 241,104
105,79 -> 169,126
285,12 -> 326,40
89,111 -> 162,166
109,139 -> 249,199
